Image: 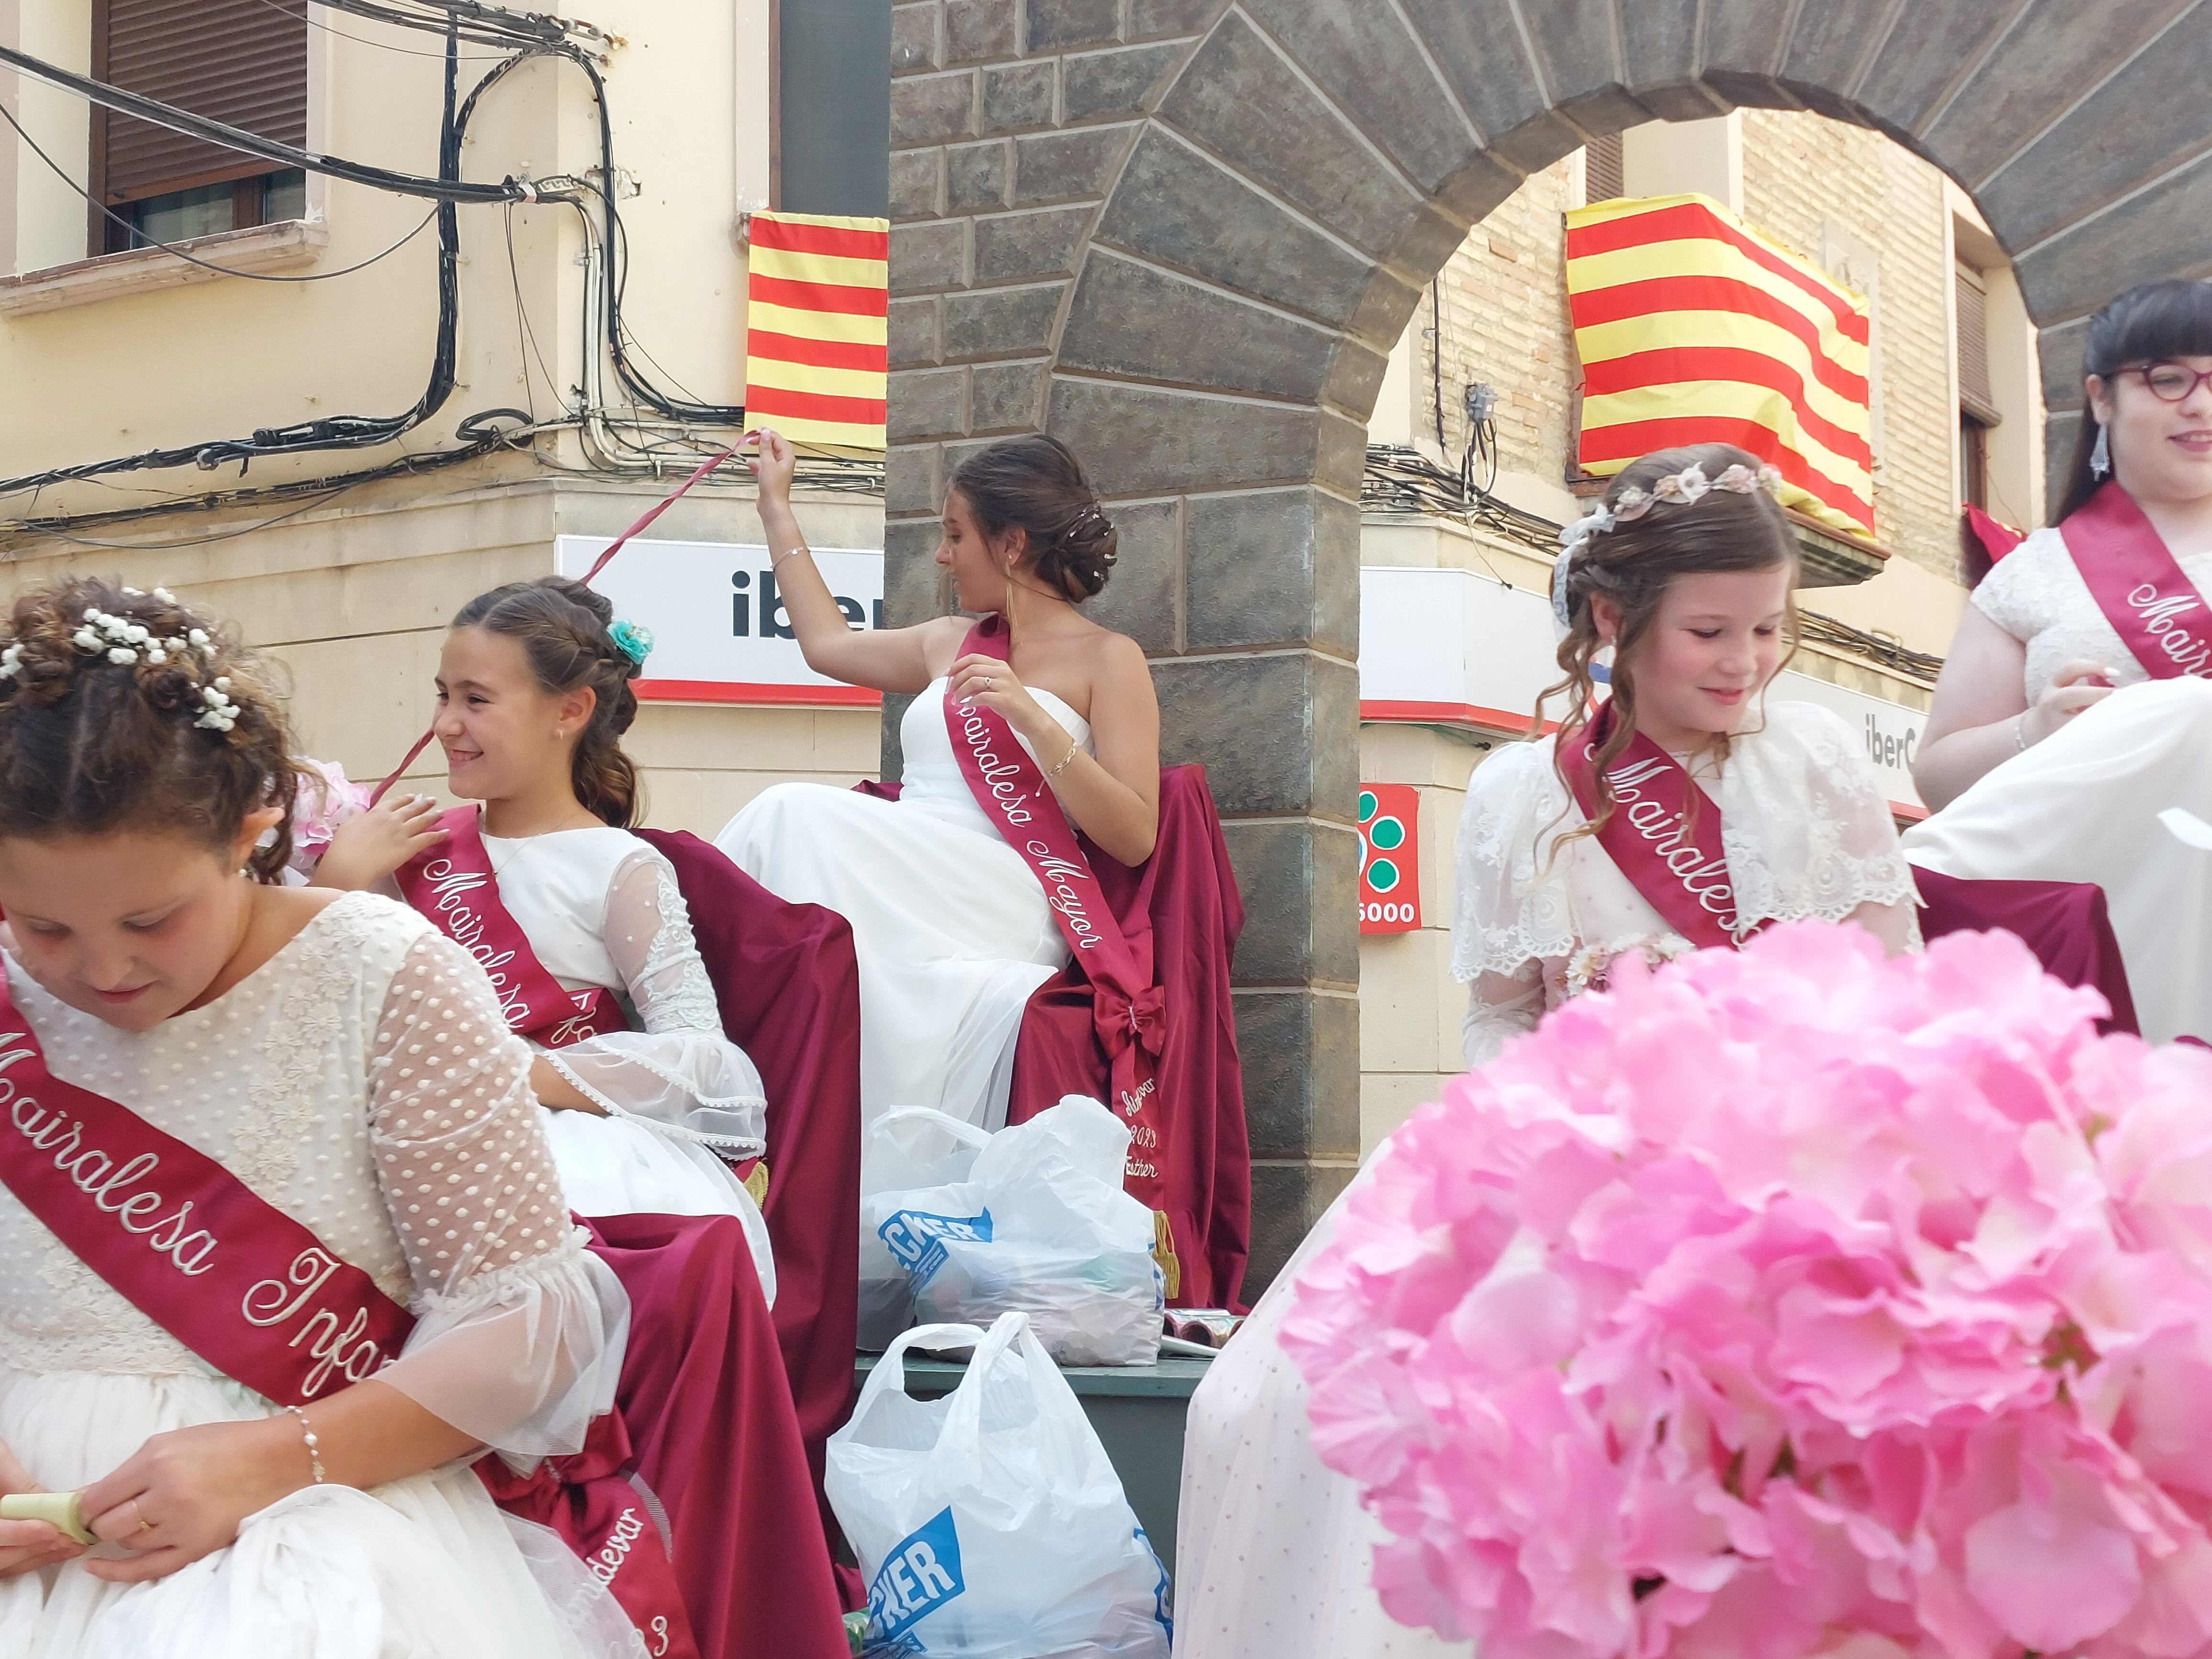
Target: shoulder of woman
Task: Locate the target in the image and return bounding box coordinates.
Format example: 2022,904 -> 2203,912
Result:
1971,524 -> 2068,610
1457,738 -> 1566,833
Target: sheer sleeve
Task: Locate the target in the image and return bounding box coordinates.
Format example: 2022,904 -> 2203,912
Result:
365,929 -> 630,1463
1463,961 -> 1548,1070
1449,740 -> 1581,984
541,847 -> 768,1156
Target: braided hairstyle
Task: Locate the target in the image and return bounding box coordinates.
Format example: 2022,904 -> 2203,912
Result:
1541,442 -> 1800,848
451,576 -> 644,828
0,577 -> 307,879
948,434 -> 1119,602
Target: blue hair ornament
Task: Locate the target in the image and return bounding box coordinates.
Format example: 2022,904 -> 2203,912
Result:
608,619 -> 653,668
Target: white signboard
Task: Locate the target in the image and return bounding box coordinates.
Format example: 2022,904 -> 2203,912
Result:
1359,566 -> 1928,817
553,535 -> 885,706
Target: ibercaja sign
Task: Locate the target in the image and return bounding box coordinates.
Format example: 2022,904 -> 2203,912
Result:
1359,784 -> 1421,934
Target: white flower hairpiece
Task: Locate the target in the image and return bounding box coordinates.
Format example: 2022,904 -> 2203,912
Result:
195,684 -> 238,732
1550,461 -> 1785,637
0,643 -> 22,682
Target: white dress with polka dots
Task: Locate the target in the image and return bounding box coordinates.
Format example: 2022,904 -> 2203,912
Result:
0,892 -> 644,1659
480,826 -> 775,1303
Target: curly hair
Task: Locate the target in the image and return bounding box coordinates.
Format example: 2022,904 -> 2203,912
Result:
948,434 -> 1119,602
1541,442 -> 1800,852
0,577 -> 308,879
450,576 -> 643,828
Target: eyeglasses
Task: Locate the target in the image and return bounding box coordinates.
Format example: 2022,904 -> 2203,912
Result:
2117,361 -> 2212,403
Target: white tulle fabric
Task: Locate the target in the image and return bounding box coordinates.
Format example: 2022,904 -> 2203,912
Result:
0,892 -> 641,1658
714,680 -> 1085,1140
1972,524 -> 2212,698
1451,700 -> 1919,1065
478,827 -> 774,1299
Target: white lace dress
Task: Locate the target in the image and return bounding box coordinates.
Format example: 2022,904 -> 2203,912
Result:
0,892 -> 644,1659
478,826 -> 776,1305
1903,525 -> 2212,1043
1452,698 -> 1920,1065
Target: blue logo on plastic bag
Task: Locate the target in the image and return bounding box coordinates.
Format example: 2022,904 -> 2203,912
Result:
876,1210 -> 992,1286
867,1506 -> 966,1646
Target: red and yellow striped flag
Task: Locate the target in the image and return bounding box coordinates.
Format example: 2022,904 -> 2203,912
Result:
744,210 -> 888,451
1566,194 -> 1875,538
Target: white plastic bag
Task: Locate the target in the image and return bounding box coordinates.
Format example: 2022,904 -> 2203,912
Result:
864,1095 -> 1163,1366
827,1314 -> 1172,1659
859,1107 -> 992,1350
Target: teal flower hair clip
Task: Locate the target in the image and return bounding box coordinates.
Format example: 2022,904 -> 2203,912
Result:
608,619 -> 653,668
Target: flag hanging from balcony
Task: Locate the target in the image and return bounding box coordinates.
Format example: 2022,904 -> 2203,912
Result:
1565,193 -> 1875,538
743,210 -> 889,451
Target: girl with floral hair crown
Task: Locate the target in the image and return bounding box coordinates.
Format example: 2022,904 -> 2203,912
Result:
310,575 -> 777,1296
0,576 -> 640,1655
1169,442 -> 1921,1659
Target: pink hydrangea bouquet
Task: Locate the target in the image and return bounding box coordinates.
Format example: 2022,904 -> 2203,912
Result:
1283,923 -> 2212,1659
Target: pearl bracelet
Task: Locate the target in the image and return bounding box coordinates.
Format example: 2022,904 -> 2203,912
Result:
286,1405 -> 327,1485
2012,713 -> 2029,753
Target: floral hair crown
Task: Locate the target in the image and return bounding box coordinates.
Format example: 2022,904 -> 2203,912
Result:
0,587 -> 241,733
1550,461 -> 1785,632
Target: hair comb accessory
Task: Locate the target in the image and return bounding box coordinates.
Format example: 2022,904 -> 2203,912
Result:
1552,509 -> 1613,634
608,619 -> 654,668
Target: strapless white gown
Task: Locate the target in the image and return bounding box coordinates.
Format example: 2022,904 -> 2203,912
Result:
714,679 -> 1085,1138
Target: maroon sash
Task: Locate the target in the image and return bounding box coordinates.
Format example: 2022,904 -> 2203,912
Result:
0,988 -> 698,1659
2062,481 -> 2212,680
943,619 -> 1169,1190
1558,701 -> 1747,951
395,808 -> 628,1049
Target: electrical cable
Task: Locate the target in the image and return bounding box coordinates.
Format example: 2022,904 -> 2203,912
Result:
0,97 -> 440,281
1362,442 -> 1947,683
0,38 -> 544,203
247,0 -> 514,60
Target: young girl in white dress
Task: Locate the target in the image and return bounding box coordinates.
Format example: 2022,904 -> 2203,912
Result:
1906,279 -> 2212,1043
312,578 -> 773,1291
1172,444 -> 1920,1659
714,431 -> 1160,1139
0,579 -> 637,1658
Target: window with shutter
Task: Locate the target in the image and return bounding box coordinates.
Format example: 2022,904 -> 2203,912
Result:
1954,265 -> 2001,427
1584,133 -> 1625,205
88,0 -> 309,255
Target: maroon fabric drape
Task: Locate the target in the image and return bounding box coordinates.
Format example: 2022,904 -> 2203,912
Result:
584,1213 -> 851,1659
633,830 -> 863,1597
852,767 -> 1251,1309
1913,865 -> 2141,1035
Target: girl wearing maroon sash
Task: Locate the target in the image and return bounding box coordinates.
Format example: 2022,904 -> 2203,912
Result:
1906,280 -> 2212,1043
312,579 -> 775,1277
1172,446 -> 1920,1659
1450,442 -> 1920,1066
0,580 -> 638,1656
714,431 -> 1160,1139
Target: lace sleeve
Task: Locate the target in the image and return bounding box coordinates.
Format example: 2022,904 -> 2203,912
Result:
1449,740 -> 1581,983
364,929 -> 629,1460
1462,961 -> 1549,1069
1726,702 -> 1921,946
540,846 -> 767,1155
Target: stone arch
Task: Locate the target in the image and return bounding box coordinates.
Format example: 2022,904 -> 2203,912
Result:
887,0 -> 2212,1283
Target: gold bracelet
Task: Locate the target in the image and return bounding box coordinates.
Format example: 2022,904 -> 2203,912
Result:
1047,735 -> 1080,777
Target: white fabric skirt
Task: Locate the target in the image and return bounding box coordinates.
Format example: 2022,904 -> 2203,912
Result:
1902,676 -> 2212,1044
716,783 -> 1068,1136
0,1366 -> 642,1659
1173,1163 -> 1470,1659
539,1109 -> 776,1306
